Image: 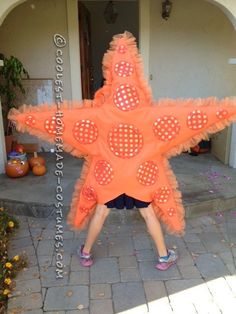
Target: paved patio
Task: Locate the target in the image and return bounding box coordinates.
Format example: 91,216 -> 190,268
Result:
1,152 -> 236,221
6,209 -> 236,314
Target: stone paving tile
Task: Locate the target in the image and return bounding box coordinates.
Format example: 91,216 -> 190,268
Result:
135,249 -> 155,262
176,248 -> 195,266
108,236 -> 134,256
199,231 -> 231,252
92,241 -> 109,258
51,253 -> 71,267
195,253 -> 230,278
10,278 -> 41,297
143,280 -> 173,313
8,246 -> 36,258
139,261 -> 181,281
120,267 -> 141,282
90,299 -> 114,314
44,311 -> 66,314
118,255 -> 138,268
13,266 -> 40,281
37,240 -> 55,256
133,234 -> 152,250
40,266 -> 69,287
68,271 -> 89,285
183,233 -> 201,243
112,282 -> 148,313
7,292 -> 43,312
44,286 -> 89,311
70,254 -> 90,271
178,265 -> 202,279
90,258 -> 120,284
38,255 -> 53,267
90,283 -> 112,299
66,310 -> 89,314
8,236 -> 33,249
8,310 -> 44,314
186,241 -> 207,254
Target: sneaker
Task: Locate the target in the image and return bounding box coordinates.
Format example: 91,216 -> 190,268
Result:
155,249 -> 178,271
78,244 -> 93,267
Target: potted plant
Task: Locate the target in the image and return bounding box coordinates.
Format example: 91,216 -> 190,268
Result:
0,53 -> 29,153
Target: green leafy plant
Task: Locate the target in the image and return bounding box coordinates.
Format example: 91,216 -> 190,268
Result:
0,53 -> 29,135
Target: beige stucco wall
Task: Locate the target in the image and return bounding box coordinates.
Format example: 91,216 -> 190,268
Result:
0,0 -> 72,100
149,0 -> 236,99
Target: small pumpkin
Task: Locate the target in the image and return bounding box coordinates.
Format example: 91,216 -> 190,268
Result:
5,159 -> 29,178
29,152 -> 45,168
32,164 -> 47,176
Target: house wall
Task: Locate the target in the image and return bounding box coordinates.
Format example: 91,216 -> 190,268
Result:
0,0 -> 72,100
149,0 -> 236,99
149,0 -> 236,165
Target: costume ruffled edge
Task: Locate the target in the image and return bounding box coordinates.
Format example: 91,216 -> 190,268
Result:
152,158 -> 185,237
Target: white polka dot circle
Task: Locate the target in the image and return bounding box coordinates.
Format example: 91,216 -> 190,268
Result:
216,109 -> 228,119
108,124 -> 143,158
73,120 -> 98,144
154,187 -> 171,203
187,109 -> 208,130
113,84 -> 140,111
114,61 -> 134,77
153,116 -> 180,141
94,160 -> 114,185
137,161 -> 158,186
44,116 -> 65,134
25,115 -> 36,126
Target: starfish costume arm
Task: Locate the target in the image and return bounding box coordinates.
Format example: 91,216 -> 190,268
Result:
148,97 -> 236,235
151,97 -> 236,158
7,100 -> 101,157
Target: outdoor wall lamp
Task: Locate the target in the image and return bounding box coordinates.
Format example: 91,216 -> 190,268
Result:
162,0 -> 172,20
104,1 -> 118,24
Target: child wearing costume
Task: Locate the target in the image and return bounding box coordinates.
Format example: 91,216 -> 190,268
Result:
8,32 -> 236,270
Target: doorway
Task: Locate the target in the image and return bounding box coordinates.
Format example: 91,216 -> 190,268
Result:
78,0 -> 139,98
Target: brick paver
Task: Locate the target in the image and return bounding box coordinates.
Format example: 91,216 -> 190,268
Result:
6,210 -> 236,313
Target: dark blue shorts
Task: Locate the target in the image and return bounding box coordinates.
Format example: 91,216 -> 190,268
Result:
105,193 -> 151,209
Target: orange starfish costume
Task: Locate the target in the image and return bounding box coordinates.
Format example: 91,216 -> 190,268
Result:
8,32 -> 236,236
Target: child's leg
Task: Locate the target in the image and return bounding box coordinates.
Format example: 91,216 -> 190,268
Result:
83,204 -> 110,254
138,203 -> 168,257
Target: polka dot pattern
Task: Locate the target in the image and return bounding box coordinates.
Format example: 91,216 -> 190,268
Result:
154,187 -> 171,203
187,110 -> 208,130
117,45 -> 127,54
25,115 -> 36,126
73,120 -> 98,144
167,208 -> 176,217
114,61 -> 134,77
79,207 -> 90,214
108,124 -> 143,158
94,160 -> 114,185
82,186 -> 97,201
44,116 -> 65,134
137,161 -> 158,186
113,84 -> 140,111
216,109 -> 228,119
153,116 -> 180,141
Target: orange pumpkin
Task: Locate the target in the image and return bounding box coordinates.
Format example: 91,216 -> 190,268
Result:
32,164 -> 47,176
28,152 -> 45,168
5,159 -> 29,178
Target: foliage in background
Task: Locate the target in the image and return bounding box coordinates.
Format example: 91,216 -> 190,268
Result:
0,207 -> 28,314
0,53 -> 29,135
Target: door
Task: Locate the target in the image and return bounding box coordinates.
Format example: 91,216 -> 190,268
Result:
78,2 -> 93,99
